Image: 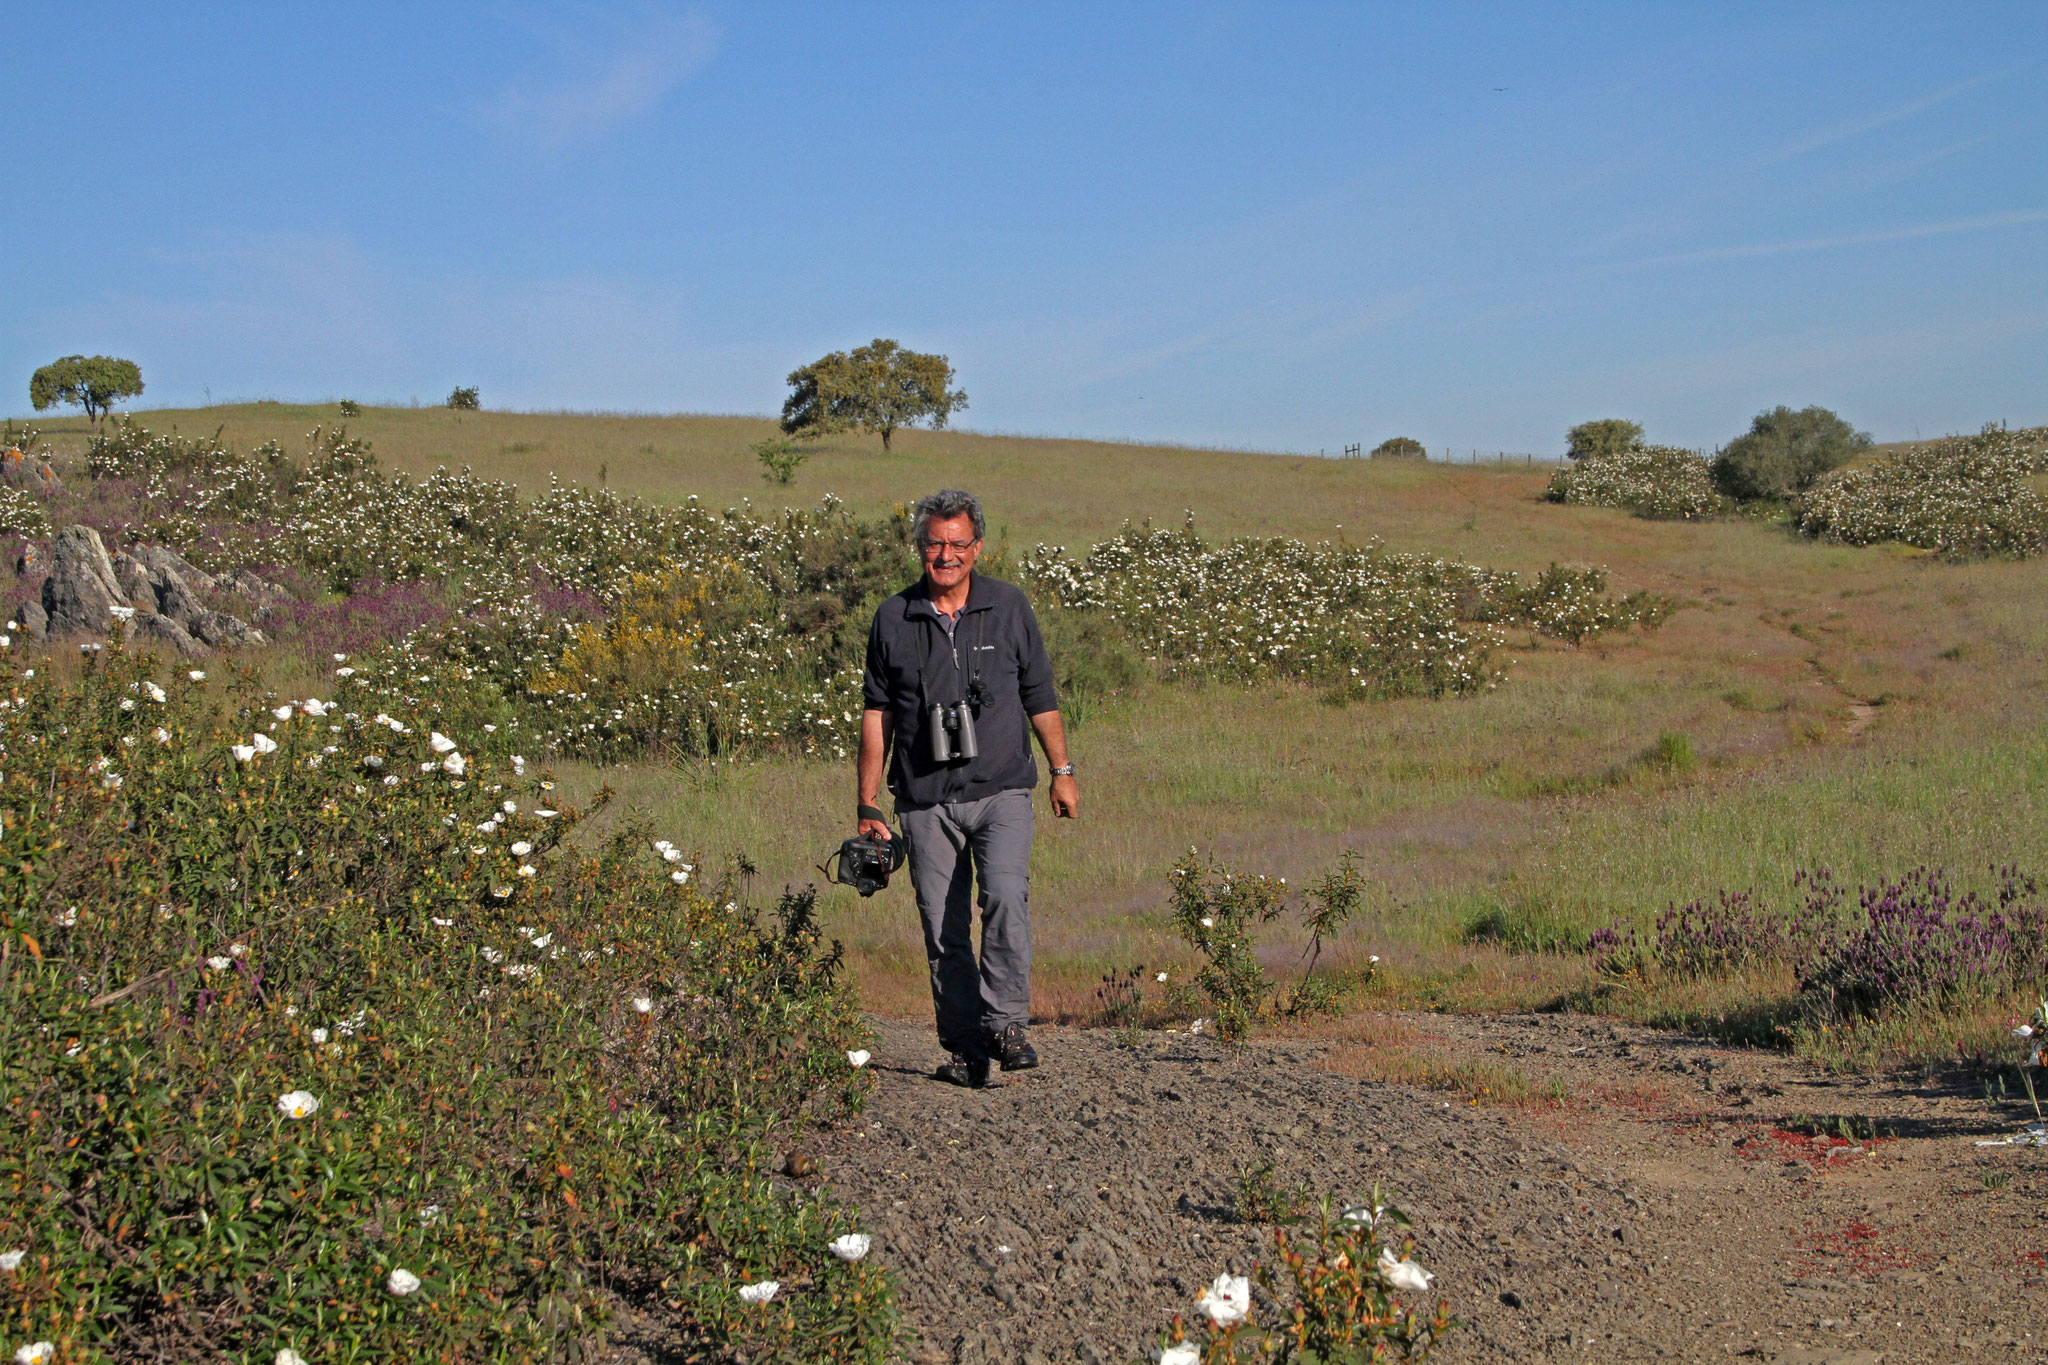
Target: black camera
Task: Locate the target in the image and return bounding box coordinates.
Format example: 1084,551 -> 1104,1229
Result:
825,827 -> 907,897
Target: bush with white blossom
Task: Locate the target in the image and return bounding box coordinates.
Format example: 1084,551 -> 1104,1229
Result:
0,651 -> 891,1362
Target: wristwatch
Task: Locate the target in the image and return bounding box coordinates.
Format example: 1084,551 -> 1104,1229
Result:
1050,764 -> 1075,777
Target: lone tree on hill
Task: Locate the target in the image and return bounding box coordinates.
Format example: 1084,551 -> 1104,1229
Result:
1711,404 -> 1871,502
781,339 -> 966,451
30,355 -> 144,428
1566,418 -> 1643,461
1371,436 -> 1427,460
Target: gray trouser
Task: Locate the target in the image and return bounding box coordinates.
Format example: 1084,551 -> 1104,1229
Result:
900,787 -> 1034,1054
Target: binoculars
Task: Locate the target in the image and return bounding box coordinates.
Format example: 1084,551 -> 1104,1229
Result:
928,701 -> 979,764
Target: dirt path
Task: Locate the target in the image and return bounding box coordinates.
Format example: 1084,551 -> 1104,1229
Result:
803,1012 -> 2047,1364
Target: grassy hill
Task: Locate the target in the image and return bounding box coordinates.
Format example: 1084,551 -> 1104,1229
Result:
21,404 -> 2048,1067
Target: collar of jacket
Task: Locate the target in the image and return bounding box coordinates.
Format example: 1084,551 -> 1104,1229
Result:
904,572 -> 994,620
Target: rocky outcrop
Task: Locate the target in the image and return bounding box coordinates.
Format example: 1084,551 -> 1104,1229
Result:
17,599 -> 47,640
110,552 -> 157,611
35,529 -> 275,650
42,526 -> 127,637
0,448 -> 63,496
132,613 -> 208,658
132,545 -> 218,595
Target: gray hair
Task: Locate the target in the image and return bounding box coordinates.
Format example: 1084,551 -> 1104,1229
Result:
912,489 -> 986,545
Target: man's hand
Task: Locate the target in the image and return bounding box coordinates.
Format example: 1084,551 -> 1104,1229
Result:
858,815 -> 893,841
1049,774 -> 1079,819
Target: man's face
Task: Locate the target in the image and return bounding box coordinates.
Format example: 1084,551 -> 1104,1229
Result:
919,512 -> 982,594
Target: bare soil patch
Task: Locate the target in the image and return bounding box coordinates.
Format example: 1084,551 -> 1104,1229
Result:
803,1012 -> 2047,1363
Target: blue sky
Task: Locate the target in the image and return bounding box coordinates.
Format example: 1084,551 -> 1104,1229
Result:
5,2 -> 2043,452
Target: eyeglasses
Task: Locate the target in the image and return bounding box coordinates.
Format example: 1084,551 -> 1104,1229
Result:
918,538 -> 981,555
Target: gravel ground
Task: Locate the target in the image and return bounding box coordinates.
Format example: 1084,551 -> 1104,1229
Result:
796,1011 -> 2048,1364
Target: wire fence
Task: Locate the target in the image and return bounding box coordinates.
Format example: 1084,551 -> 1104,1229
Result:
1330,446 -> 1568,467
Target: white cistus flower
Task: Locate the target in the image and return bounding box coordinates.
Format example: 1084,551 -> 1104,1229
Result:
846,1049 -> 871,1067
428,732 -> 457,754
207,955 -> 233,971
827,1233 -> 871,1262
737,1279 -> 779,1304
276,1090 -> 320,1120
230,744 -> 257,763
510,841 -> 533,856
1197,1271 -> 1250,1326
15,1343 -> 55,1365
251,733 -> 278,755
143,681 -> 167,702
272,705 -> 293,721
0,1249 -> 23,1272
1377,1247 -> 1435,1293
1160,1344 -> 1201,1365
442,753 -> 467,776
311,1028 -> 330,1044
386,1266 -> 421,1296
276,1351 -> 309,1365
1156,971 -> 1168,982
631,996 -> 653,1013
302,698 -> 329,717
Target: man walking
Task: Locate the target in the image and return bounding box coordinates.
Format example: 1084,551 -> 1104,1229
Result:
858,489 -> 1079,1087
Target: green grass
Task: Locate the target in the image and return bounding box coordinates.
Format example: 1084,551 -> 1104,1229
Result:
30,404 -> 2048,1063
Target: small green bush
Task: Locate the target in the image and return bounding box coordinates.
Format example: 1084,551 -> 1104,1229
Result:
1545,444 -> 1720,520
1711,405 -> 1871,502
1370,436 -> 1426,460
1794,425 -> 2048,558
447,387 -> 480,411
1565,418 -> 1643,462
338,399 -> 362,417
754,436 -> 810,485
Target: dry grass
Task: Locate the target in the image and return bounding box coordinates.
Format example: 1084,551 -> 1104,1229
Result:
31,404 -> 2048,1068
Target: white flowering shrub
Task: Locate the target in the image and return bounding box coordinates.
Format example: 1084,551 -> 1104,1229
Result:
1545,444 -> 1721,521
0,651 -> 894,1362
1794,425 -> 2048,558
0,488 -> 49,538
1023,523 -> 1669,697
1156,1196 -> 1454,1363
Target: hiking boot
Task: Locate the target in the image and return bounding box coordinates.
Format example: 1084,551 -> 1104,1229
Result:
990,1023 -> 1039,1072
934,1050 -> 991,1089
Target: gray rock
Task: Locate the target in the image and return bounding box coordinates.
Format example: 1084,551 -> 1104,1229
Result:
153,568 -> 206,627
110,553 -> 157,613
0,447 -> 63,495
132,545 -> 217,595
17,599 -> 47,640
42,526 -> 130,637
187,610 -> 266,648
131,612 -> 210,658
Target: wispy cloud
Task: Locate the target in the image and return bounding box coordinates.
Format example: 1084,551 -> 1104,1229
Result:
1630,207 -> 2048,267
479,7 -> 719,151
1745,67 -> 2014,170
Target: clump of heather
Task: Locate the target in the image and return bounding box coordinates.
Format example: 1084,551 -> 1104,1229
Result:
1799,866 -> 2046,1021
1653,884 -> 1834,980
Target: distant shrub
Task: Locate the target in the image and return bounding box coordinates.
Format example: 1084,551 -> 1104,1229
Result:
1545,444 -> 1720,520
1371,436 -> 1426,460
1565,418 -> 1643,462
338,398 -> 362,416
447,386 -> 480,411
1794,425 -> 2048,558
1711,405 -> 1871,502
754,436 -> 810,485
